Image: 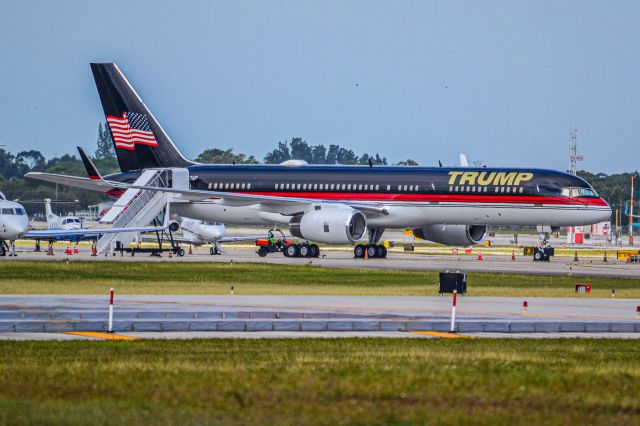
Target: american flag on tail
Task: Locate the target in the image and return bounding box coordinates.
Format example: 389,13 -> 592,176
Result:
106,111 -> 158,150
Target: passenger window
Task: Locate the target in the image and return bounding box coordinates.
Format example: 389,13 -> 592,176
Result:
519,187 -> 524,193
313,184 -> 317,190
386,185 -> 391,191
409,185 -> 414,191
247,183 -> 251,189
286,183 -> 290,189
331,184 -> 335,190
224,183 -> 229,189
303,184 -> 307,190
375,185 -> 379,191
347,184 -> 352,190
241,183 -> 246,189
358,184 -> 363,190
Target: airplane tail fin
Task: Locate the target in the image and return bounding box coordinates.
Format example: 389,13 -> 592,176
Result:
44,198 -> 57,228
90,63 -> 194,172
77,147 -> 102,180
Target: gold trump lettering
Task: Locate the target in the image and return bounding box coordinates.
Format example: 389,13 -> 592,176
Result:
448,171 -> 533,186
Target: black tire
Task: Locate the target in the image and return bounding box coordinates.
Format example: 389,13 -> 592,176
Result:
354,244 -> 365,258
310,244 -> 320,258
285,244 -> 299,258
367,244 -> 378,258
177,248 -> 185,257
377,244 -> 387,258
299,243 -> 310,257
533,251 -> 542,261
257,246 -> 269,257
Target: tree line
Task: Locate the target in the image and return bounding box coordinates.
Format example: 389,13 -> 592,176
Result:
0,123 -> 638,226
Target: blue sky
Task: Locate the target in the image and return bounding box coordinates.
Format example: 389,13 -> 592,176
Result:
1,1 -> 638,173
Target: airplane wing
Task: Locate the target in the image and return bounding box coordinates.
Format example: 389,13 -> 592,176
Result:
25,172 -> 390,216
26,172 -> 121,194
111,182 -> 389,215
24,225 -> 168,239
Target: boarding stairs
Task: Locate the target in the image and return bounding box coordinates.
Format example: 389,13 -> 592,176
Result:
96,168 -> 188,254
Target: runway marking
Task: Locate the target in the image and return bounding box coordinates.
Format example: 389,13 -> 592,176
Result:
64,332 -> 140,341
411,331 -> 473,339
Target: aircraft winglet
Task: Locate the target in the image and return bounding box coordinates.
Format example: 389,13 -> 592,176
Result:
78,146 -> 103,180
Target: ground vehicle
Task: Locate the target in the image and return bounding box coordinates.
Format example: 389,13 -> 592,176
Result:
255,229 -> 320,258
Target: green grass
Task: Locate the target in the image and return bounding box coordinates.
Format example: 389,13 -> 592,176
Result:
0,339 -> 638,425
0,260 -> 638,297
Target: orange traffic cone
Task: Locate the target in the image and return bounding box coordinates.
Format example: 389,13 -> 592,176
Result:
477,250 -> 483,261
91,244 -> 97,256
364,246 -> 369,260
66,244 -> 71,255
73,245 -> 79,254
188,244 -> 193,255
511,250 -> 516,261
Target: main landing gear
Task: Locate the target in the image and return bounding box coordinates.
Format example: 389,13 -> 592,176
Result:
533,226 -> 555,262
283,242 -> 320,258
354,228 -> 387,259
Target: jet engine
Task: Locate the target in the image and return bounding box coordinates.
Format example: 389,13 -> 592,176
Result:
412,224 -> 487,246
289,205 -> 367,244
168,220 -> 180,233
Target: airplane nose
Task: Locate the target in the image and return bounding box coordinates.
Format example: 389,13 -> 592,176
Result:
598,198 -> 612,222
3,220 -> 28,239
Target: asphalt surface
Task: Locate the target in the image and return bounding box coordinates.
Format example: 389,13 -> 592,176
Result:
0,295 -> 637,338
8,245 -> 640,278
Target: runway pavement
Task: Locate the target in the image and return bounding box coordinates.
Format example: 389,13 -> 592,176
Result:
0,295 -> 637,339
8,245 -> 640,278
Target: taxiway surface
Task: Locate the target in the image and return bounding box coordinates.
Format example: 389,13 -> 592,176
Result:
8,246 -> 640,278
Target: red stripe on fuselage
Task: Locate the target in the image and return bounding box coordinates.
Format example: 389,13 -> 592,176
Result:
234,192 -> 609,206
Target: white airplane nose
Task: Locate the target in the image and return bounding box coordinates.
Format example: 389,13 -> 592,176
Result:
3,220 -> 28,239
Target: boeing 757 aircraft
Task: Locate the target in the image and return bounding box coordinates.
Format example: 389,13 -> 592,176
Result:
27,63 -> 611,259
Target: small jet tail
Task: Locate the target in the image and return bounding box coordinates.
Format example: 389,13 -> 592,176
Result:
77,147 -> 102,180
44,199 -> 58,229
90,63 -> 194,172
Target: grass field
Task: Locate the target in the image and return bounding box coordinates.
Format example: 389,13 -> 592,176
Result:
0,339 -> 638,425
0,260 -> 638,297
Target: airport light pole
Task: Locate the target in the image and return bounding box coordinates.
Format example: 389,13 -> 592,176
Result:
631,175 -> 635,247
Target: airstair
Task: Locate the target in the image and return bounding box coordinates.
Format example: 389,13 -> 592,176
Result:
96,168 -> 188,254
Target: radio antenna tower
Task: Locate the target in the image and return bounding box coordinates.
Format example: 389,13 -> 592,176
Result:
569,128 -> 582,175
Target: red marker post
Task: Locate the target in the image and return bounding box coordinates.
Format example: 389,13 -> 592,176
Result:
523,300 -> 528,315
108,288 -> 115,333
450,289 -> 458,333
636,306 -> 640,321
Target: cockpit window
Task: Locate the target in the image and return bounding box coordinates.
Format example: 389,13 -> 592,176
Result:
15,208 -> 25,216
561,187 -> 598,198
1,208 -> 15,215
579,188 -> 597,197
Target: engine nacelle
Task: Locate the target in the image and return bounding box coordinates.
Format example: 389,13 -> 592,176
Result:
289,206 -> 367,244
168,220 -> 180,233
413,224 -> 487,246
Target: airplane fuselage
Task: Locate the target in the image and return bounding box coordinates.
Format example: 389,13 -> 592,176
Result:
0,200 -> 29,240
107,164 -> 611,229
